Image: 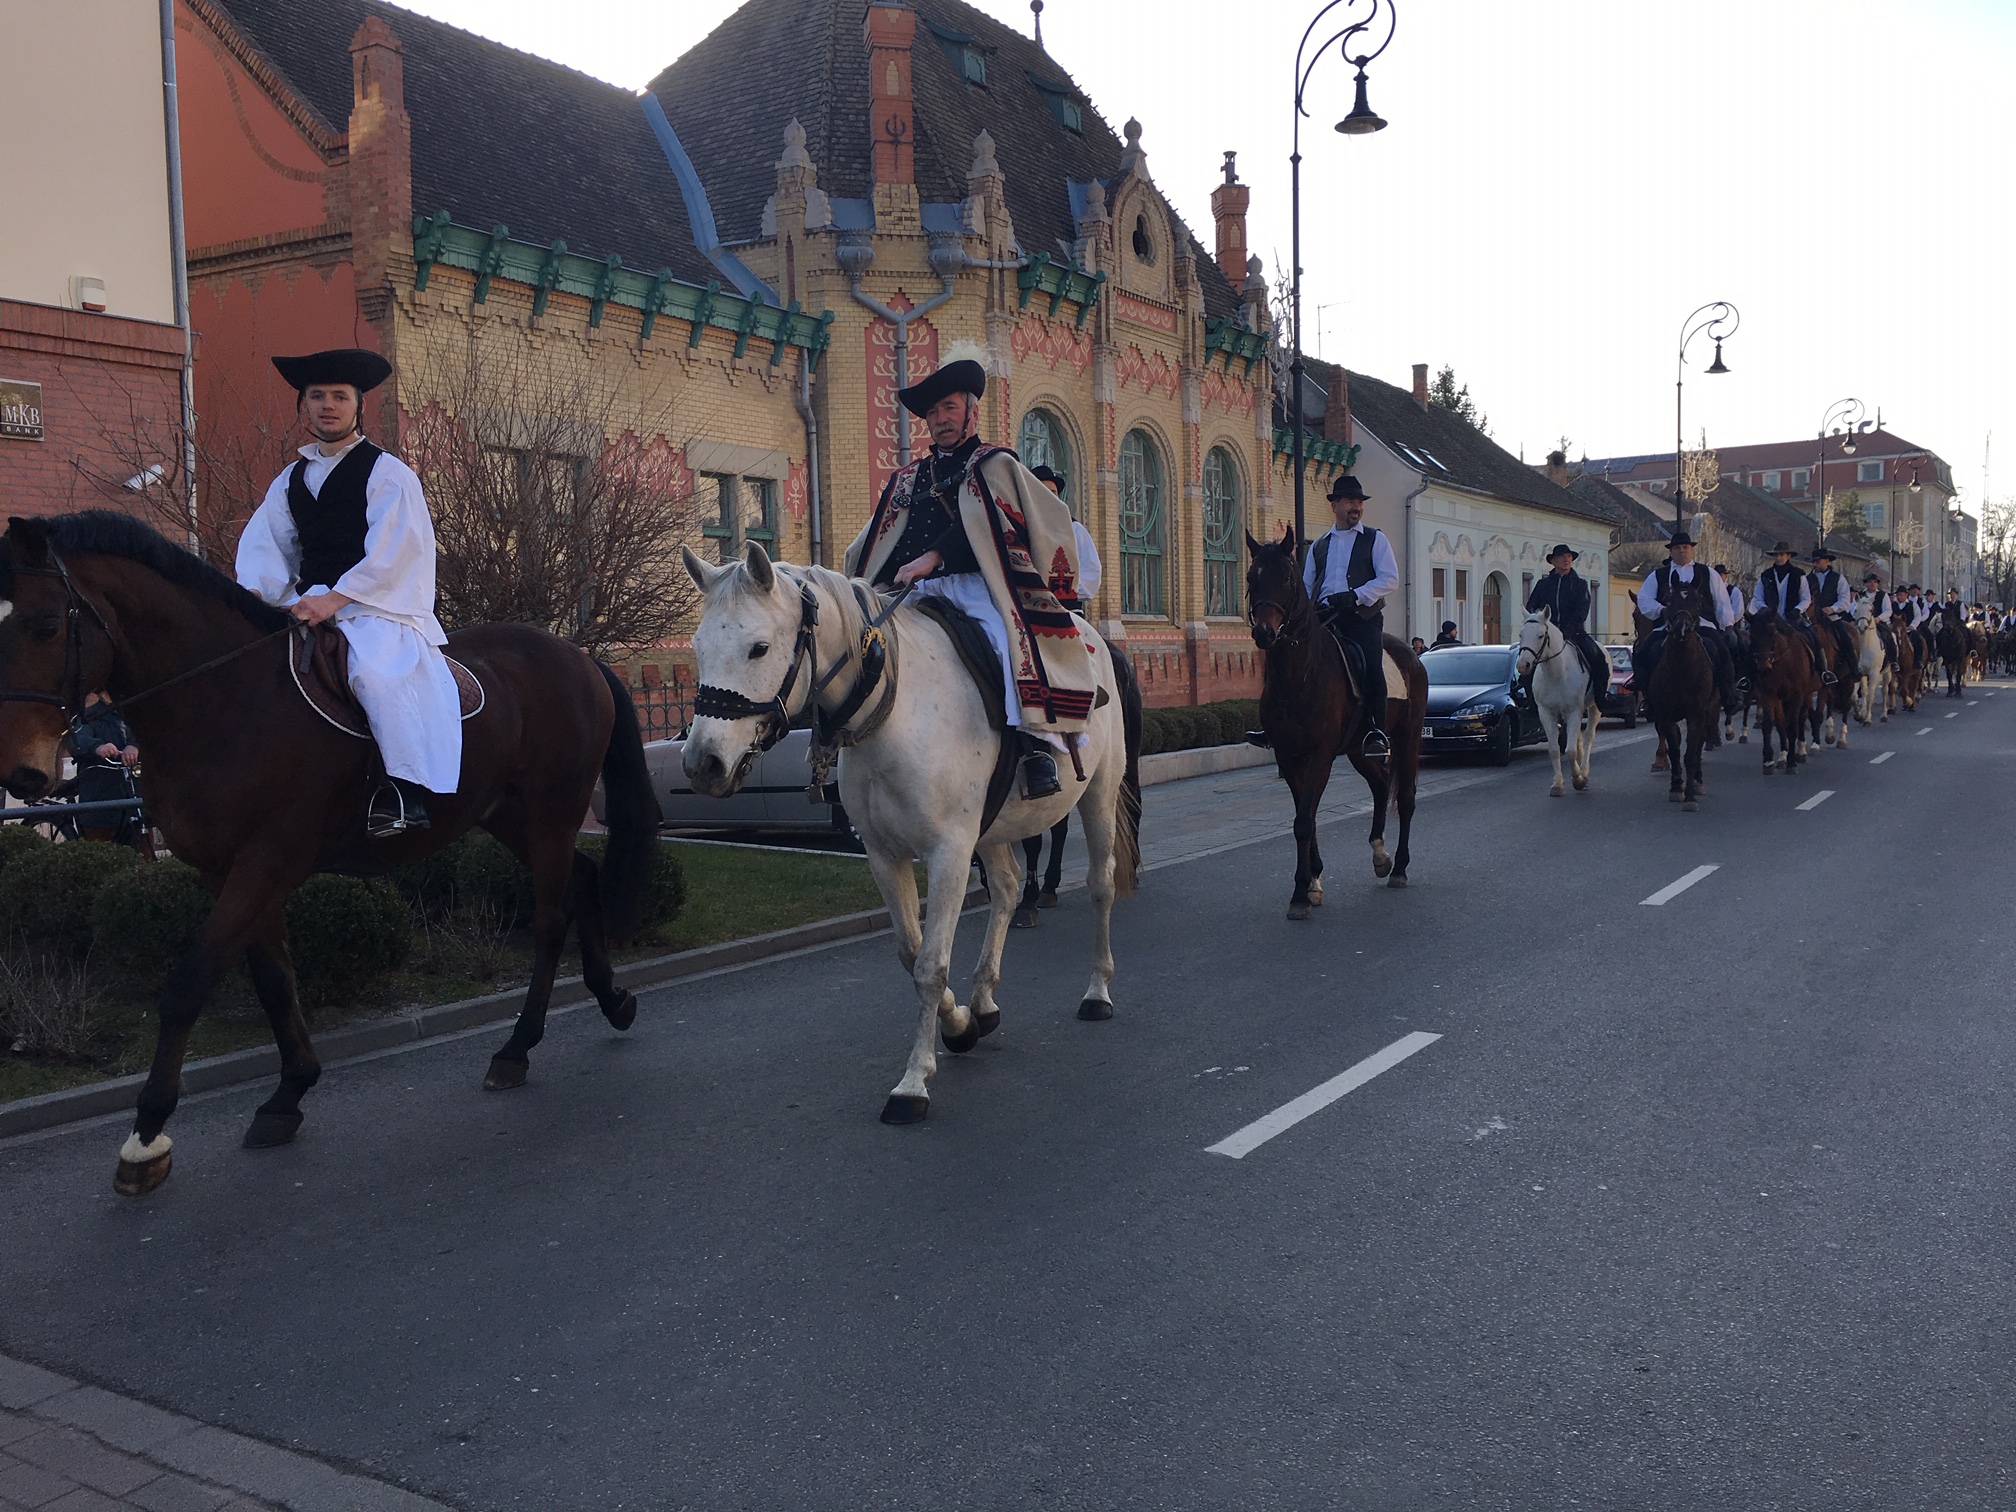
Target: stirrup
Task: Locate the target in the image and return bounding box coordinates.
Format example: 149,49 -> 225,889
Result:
1821,670 -> 1838,686
1360,726 -> 1391,760
366,779 -> 431,839
1018,746 -> 1062,800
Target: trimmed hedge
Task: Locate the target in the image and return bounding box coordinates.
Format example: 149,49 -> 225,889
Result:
578,834 -> 687,943
0,840 -> 141,957
285,876 -> 412,1002
91,858 -> 212,985
0,823 -> 49,877
1138,698 -> 1261,759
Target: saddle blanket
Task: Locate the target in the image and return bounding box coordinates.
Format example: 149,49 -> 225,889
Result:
293,621 -> 483,740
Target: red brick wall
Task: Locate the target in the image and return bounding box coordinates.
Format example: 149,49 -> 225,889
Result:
0,300 -> 187,518
1118,628 -> 1263,707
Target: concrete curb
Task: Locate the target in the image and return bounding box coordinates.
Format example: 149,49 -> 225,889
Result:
1138,742 -> 1273,785
0,1351 -> 452,1510
0,892 -> 979,1141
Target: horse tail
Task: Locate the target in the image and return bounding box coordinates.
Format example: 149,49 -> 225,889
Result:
1110,643 -> 1144,898
594,660 -> 662,940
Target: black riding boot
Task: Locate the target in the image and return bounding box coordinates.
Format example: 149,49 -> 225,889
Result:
367,777 -> 432,839
1018,734 -> 1062,800
1360,710 -> 1390,760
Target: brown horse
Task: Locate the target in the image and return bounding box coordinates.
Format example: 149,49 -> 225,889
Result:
1639,586 -> 1717,808
1935,605 -> 1969,697
1245,529 -> 1427,920
1890,609 -> 1925,710
1747,610 -> 1817,774
0,513 -> 660,1195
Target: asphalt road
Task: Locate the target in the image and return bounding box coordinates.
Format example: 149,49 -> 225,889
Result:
3,690 -> 2013,1510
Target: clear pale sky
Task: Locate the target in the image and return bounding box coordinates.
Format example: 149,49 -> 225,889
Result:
394,0 -> 2014,509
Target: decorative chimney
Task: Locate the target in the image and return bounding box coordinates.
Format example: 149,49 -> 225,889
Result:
864,3 -> 920,229
1323,369 -> 1352,446
1412,362 -> 1429,409
347,18 -> 409,373
1210,151 -> 1249,283
1543,450 -> 1572,487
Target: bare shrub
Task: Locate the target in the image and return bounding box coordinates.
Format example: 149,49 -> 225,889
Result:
0,948 -> 102,1061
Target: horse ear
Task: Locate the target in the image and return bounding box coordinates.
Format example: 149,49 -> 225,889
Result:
681,545 -> 725,594
743,539 -> 776,592
1538,605 -> 1552,623
6,516 -> 50,567
1279,523 -> 1297,554
1245,531 -> 1264,557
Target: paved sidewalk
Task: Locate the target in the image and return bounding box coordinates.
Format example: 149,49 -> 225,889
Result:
0,1356 -> 448,1512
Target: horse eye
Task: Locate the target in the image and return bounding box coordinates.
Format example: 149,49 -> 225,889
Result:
29,618 -> 60,642
748,642 -> 770,659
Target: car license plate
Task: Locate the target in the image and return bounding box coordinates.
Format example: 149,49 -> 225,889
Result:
1421,723 -> 1434,740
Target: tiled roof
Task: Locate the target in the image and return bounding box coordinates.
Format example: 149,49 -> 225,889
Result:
1586,428 -> 1943,478
1302,359 -> 1614,525
1698,478 -> 1866,562
645,0 -> 1241,320
1570,472 -> 1664,543
207,0 -> 714,284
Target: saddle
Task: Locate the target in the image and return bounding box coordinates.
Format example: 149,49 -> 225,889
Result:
291,622 -> 484,740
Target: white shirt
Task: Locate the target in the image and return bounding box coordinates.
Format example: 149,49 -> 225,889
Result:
1638,561 -> 1736,629
236,437 -> 447,646
1303,522 -> 1400,606
1750,566 -> 1811,618
1071,520 -> 1102,603
1807,566 -> 1852,618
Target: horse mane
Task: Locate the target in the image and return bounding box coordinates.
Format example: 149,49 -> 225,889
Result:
2,511 -> 291,632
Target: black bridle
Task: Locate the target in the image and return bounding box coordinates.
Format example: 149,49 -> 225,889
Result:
1247,563 -> 1313,651
690,580 -> 823,752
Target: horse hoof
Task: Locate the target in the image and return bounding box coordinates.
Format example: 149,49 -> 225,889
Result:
1371,854 -> 1392,879
1550,783 -> 1564,797
880,1093 -> 930,1125
242,1110 -> 302,1149
113,1133 -> 173,1197
603,990 -> 638,1032
483,1057 -> 528,1091
1572,776 -> 1588,791
1386,873 -> 1408,889
1287,901 -> 1312,920
1036,890 -> 1059,910
1739,734 -> 1749,744
1011,907 -> 1038,929
1683,799 -> 1699,812
1076,999 -> 1113,1021
942,1016 -> 983,1054
975,1008 -> 1001,1039
1668,790 -> 1683,802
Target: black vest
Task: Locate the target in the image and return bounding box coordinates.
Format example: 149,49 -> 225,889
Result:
1312,526 -> 1380,601
1870,591 -> 1890,618
1655,563 -> 1703,606
1811,569 -> 1843,611
286,440 -> 382,593
1759,563 -> 1805,616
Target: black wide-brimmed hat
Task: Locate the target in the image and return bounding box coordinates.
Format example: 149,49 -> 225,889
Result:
1326,473 -> 1368,502
1770,540 -> 1794,555
896,358 -> 986,417
1811,544 -> 1837,561
1546,543 -> 1578,562
1714,563 -> 1731,574
272,348 -> 391,394
1864,570 -> 1882,583
1669,530 -> 1695,547
1029,463 -> 1066,492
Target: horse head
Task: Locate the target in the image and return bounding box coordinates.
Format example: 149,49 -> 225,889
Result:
1661,586 -> 1703,646
1515,607 -> 1555,679
0,517 -> 100,800
680,540 -> 817,798
1244,525 -> 1308,651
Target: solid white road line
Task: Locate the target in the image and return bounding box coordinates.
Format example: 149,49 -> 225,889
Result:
1205,1031 -> 1441,1160
1796,790 -> 1835,811
1640,864 -> 1719,906
1870,751 -> 1894,765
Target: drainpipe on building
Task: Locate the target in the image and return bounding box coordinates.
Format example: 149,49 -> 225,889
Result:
795,357 -> 823,566
1402,474 -> 1431,642
159,0 -> 198,552
837,235 -> 963,466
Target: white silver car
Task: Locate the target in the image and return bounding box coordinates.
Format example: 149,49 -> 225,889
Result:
599,727 -> 850,836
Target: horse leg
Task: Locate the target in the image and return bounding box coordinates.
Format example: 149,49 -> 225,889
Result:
1659,718 -> 1684,799
1758,704 -> 1776,773
118,855 -> 307,1195
241,919 -> 319,1149
1286,761 -> 1328,919
1384,725 -> 1418,887
881,842 -> 973,1123
1573,701 -> 1596,789
482,822 -> 580,1090
1073,765 -> 1122,1021
947,839 -> 1018,1052
1546,702 -> 1567,797
1347,737 -> 1391,880
570,848 -> 637,1031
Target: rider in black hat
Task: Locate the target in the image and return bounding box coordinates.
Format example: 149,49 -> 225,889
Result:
1633,530 -> 1742,716
1303,472 -> 1399,759
1522,543 -> 1609,699
1807,544 -> 1858,677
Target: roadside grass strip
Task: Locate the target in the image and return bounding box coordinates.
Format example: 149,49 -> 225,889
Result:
1640,864 -> 1719,906
1796,790 -> 1835,811
1870,751 -> 1894,764
1206,1032 -> 1441,1159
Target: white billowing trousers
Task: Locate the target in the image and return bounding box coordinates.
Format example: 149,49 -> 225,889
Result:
335,610 -> 463,793
914,574 -> 1021,728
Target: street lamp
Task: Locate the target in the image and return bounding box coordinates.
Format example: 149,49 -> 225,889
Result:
1816,397 -> 1873,555
1290,0 -> 1394,548
1674,301 -> 1738,531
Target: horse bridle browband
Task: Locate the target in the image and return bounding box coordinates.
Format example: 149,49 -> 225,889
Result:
690,580 -> 823,752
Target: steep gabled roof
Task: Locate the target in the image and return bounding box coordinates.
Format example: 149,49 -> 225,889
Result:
1570,472 -> 1662,543
1305,360 -> 1612,525
207,0 -> 713,283
645,0 -> 1239,319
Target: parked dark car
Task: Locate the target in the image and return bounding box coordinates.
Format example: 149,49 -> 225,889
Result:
593,728 -> 855,838
1418,645 -> 1546,765
1600,643 -> 1639,726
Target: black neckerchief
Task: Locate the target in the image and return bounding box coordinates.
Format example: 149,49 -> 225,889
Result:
921,434 -> 983,503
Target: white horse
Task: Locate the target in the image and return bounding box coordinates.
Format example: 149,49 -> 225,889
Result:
1853,609 -> 1889,725
1515,608 -> 1601,797
680,544 -> 1140,1124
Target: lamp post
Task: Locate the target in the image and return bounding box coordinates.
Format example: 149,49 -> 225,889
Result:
1816,397 -> 1874,557
1674,301 -> 1738,532
1290,0 -> 1394,550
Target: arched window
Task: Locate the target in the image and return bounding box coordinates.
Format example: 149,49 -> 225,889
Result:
1118,429 -> 1165,615
1017,408 -> 1071,505
1202,446 -> 1241,616
1483,571 -> 1509,644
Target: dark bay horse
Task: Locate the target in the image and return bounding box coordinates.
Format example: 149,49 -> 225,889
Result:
1640,586 -> 1716,808
0,513 -> 659,1195
1935,605 -> 1969,697
1747,610 -> 1817,775
1245,529 -> 1427,920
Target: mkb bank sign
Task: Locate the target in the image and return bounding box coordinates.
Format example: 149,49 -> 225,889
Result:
0,380 -> 43,442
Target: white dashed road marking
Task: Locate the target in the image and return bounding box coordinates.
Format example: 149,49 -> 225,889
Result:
1640,865 -> 1720,906
1206,1032 -> 1441,1159
1796,790 -> 1835,811
1870,751 -> 1894,765
1917,727 -> 1932,736
1946,712 -> 1960,719
1967,700 -> 1978,706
